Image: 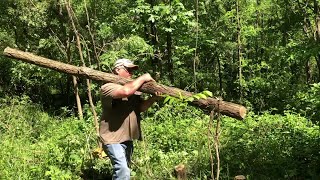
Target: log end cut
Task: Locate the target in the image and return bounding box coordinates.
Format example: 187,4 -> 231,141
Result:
239,106 -> 247,120
219,103 -> 247,120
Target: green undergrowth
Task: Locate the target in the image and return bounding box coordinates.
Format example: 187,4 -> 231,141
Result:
0,96 -> 319,179
0,96 -> 98,179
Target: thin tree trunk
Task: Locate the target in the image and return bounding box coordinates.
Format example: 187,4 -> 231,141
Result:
66,35 -> 83,119
3,47 -> 247,120
208,110 -> 215,180
314,0 -> 320,81
315,0 -> 320,40
217,54 -> 223,93
86,79 -> 99,135
306,60 -> 312,84
166,22 -> 173,84
214,107 -> 221,180
72,76 -> 83,119
66,0 -> 99,133
316,54 -> 320,81
194,0 -> 199,92
236,0 -> 242,101
150,0 -> 161,76
256,0 -> 262,70
66,75 -> 72,105
84,0 -> 101,70
166,0 -> 173,83
302,4 -> 312,84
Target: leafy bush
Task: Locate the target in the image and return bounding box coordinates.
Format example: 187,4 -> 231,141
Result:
134,103 -> 211,179
0,97 -> 319,179
294,83 -> 320,123
0,96 -> 97,179
220,112 -> 320,179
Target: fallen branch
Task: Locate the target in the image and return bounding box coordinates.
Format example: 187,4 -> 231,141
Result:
3,47 -> 247,120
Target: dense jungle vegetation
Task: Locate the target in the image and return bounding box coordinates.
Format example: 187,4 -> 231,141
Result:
0,0 -> 319,179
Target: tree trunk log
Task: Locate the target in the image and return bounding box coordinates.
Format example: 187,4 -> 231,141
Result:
3,47 -> 247,120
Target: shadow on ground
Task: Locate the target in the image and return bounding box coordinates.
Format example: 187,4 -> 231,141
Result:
81,168 -> 112,180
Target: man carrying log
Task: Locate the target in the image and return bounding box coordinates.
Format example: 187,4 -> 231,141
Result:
99,58 -> 161,180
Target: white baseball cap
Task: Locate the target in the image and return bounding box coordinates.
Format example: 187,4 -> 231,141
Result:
113,58 -> 138,70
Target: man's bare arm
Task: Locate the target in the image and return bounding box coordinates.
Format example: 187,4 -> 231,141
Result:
112,73 -> 154,99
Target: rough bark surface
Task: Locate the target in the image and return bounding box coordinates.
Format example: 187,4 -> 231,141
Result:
3,47 -> 247,120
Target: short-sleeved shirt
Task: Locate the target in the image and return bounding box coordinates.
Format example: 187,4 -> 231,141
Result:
99,83 -> 142,144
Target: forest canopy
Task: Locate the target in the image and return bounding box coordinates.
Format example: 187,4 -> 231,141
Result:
0,0 -> 319,179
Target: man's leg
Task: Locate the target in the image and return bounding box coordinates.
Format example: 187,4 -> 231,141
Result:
122,141 -> 133,167
103,141 -> 133,180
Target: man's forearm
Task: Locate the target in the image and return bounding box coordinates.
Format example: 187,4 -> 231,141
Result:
113,74 -> 153,98
122,76 -> 147,95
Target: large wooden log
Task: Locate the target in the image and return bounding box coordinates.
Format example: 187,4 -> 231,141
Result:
3,47 -> 247,119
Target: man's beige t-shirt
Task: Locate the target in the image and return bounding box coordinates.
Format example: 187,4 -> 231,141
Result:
99,83 -> 142,144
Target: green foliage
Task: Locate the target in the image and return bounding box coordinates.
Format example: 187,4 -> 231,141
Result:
0,97 -> 319,179
294,83 -> 320,122
100,35 -> 153,71
1,0 -> 320,119
220,112 -> 320,179
163,90 -> 213,106
135,104 -> 210,179
97,23 -> 113,40
1,0 -> 320,179
0,97 -> 97,179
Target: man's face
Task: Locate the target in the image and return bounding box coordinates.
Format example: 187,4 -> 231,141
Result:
116,66 -> 135,78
